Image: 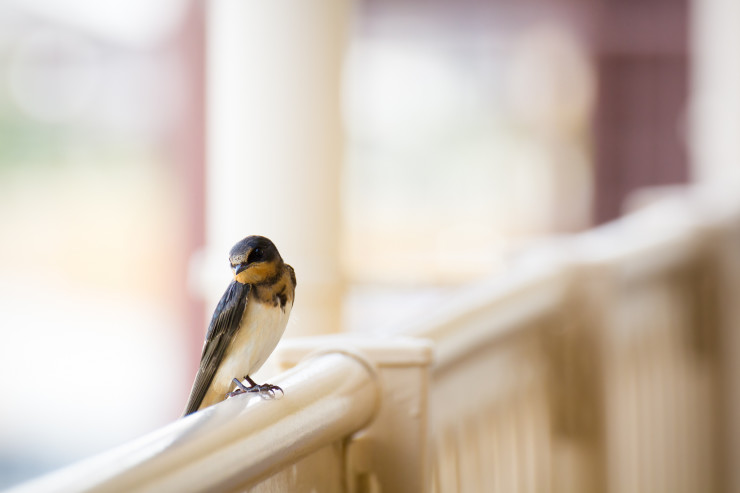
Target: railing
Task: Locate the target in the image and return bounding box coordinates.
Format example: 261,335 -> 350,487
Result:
576,201 -> 721,493
406,195 -> 731,493
9,352 -> 380,493
401,249 -> 573,493
10,190 -> 740,493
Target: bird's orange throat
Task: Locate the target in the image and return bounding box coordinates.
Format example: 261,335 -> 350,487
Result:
234,262 -> 279,285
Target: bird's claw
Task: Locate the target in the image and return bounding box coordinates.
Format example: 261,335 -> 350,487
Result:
248,383 -> 284,399
225,379 -> 283,400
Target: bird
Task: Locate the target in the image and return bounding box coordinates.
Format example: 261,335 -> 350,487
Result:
183,235 -> 296,416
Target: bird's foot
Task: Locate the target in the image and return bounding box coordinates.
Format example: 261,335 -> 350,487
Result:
225,378 -> 251,399
247,383 -> 284,399
225,378 -> 283,400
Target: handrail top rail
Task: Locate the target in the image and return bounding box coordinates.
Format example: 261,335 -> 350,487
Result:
9,351 -> 379,493
398,194 -> 721,368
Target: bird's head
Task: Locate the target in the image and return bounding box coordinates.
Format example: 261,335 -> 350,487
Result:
229,235 -> 284,285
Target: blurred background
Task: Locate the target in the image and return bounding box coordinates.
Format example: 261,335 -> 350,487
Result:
0,0 -> 736,488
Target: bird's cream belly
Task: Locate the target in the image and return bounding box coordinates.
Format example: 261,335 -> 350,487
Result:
200,300 -> 292,409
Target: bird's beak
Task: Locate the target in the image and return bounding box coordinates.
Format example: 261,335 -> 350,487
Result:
234,263 -> 248,276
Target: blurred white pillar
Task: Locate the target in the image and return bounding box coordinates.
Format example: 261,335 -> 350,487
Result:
692,5 -> 740,492
690,0 -> 740,188
206,0 -> 348,335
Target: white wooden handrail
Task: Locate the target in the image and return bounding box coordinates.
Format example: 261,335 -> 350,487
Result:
400,257 -> 571,371
9,189 -> 739,493
9,352 -> 379,493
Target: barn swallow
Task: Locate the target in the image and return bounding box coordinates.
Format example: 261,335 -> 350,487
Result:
183,235 -> 296,416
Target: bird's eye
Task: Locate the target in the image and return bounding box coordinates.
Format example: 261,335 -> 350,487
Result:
247,248 -> 263,264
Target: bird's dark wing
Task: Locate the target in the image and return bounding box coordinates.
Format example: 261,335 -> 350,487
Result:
183,281 -> 251,416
